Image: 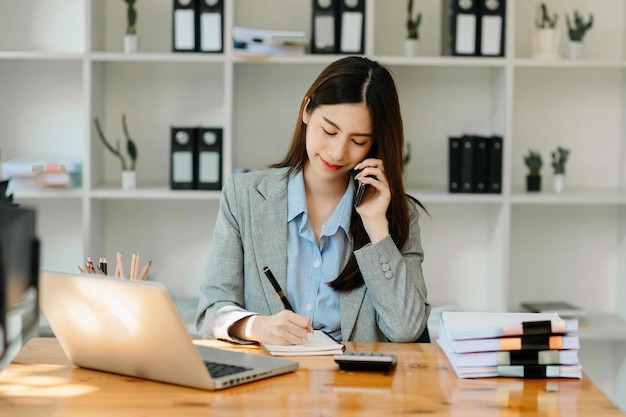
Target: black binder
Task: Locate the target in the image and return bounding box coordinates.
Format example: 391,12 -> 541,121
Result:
488,135 -> 503,193
311,0 -> 338,54
448,136 -> 463,193
170,127 -> 197,189
479,0 -> 506,57
196,127 -> 222,190
338,0 -> 365,54
460,135 -> 475,192
172,0 -> 197,52
472,135 -> 491,193
442,0 -> 480,56
197,0 -> 224,53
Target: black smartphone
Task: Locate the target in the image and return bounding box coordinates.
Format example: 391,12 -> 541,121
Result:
354,181 -> 368,208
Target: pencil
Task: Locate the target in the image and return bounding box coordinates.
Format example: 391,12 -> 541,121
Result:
130,253 -> 137,279
116,251 -> 124,278
138,260 -> 151,281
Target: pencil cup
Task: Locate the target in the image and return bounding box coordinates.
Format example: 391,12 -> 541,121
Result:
121,170 -> 137,190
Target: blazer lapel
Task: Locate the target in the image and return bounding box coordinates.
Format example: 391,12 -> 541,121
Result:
250,169 -> 289,314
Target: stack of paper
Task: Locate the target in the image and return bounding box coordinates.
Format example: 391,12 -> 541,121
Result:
232,26 -> 308,56
437,311 -> 582,379
1,158 -> 82,190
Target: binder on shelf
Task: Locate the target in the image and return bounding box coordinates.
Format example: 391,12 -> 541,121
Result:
479,0 -> 506,57
197,0 -> 224,53
442,0 -> 480,56
488,135 -> 502,193
170,127 -> 197,190
473,135 -> 490,193
311,0 -> 338,54
448,136 -> 463,193
196,127 -> 222,190
460,135 -> 474,192
338,0 -> 365,54
172,0 -> 197,52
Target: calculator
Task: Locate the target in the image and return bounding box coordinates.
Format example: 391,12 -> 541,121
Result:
333,351 -> 398,372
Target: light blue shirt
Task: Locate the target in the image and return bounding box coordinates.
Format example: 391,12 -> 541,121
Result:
286,170 -> 355,340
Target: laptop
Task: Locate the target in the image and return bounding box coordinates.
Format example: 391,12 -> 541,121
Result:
39,270 -> 298,390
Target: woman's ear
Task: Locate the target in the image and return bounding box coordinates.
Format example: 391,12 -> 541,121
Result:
302,98 -> 311,124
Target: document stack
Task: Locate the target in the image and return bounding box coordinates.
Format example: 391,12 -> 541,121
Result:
438,311 -> 582,379
1,158 -> 82,190
232,26 -> 308,56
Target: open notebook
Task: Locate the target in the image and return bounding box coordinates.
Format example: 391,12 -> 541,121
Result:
39,270 -> 298,390
263,330 -> 345,356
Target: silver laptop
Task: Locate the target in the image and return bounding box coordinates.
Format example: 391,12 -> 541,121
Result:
39,270 -> 298,390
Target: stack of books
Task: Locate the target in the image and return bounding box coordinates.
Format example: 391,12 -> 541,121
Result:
232,26 -> 308,56
438,311 -> 582,379
1,158 -> 82,190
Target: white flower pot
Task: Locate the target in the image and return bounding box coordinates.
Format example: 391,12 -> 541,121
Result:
123,35 -> 139,54
552,173 -> 566,194
404,39 -> 419,57
532,28 -> 560,59
121,170 -> 137,190
568,41 -> 584,60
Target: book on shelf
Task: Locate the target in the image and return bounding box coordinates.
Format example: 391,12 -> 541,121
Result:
232,26 -> 308,46
1,158 -> 82,190
233,41 -> 306,56
262,330 -> 345,356
520,301 -> 587,320
232,26 -> 308,56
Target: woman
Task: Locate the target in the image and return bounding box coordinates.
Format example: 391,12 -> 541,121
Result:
196,56 -> 430,345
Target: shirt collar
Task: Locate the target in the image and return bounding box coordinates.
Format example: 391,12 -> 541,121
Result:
287,170 -> 355,238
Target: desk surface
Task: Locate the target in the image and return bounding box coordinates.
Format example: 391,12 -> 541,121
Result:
0,338 -> 623,417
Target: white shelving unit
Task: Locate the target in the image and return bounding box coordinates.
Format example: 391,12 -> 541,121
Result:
2,0 -> 626,329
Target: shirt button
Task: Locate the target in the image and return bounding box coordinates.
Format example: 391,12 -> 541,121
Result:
381,263 -> 391,272
385,271 -> 393,279
306,303 -> 313,312
313,259 -> 321,268
379,256 -> 388,264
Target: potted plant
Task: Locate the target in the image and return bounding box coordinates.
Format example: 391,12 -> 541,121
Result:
551,146 -> 570,193
532,3 -> 559,59
94,114 -> 138,189
405,0 -> 422,57
123,0 -> 138,53
565,11 -> 593,60
524,150 -> 542,192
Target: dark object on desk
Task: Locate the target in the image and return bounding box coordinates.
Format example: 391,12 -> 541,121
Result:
311,0 -> 338,54
334,351 -> 397,372
0,204 -> 40,365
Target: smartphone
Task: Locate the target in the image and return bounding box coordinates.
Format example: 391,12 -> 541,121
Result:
354,181 -> 368,208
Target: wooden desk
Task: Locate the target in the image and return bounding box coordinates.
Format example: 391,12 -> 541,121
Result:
0,338 -> 623,417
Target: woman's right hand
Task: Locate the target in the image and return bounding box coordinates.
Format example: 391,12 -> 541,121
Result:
234,310 -> 313,345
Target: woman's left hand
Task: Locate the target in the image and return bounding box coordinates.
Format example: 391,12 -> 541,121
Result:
354,158 -> 391,243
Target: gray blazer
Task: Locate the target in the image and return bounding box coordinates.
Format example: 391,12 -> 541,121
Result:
196,168 -> 430,342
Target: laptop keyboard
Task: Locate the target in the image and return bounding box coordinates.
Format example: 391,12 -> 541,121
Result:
204,361 -> 252,378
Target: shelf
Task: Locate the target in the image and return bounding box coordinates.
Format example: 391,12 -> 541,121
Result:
2,0 -> 626,329
89,187 -> 221,201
